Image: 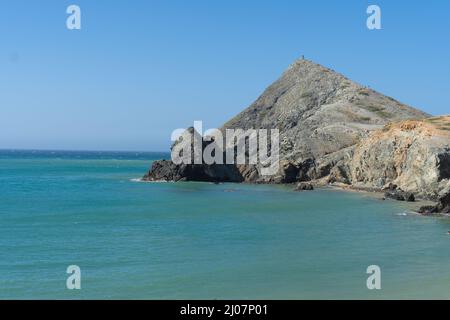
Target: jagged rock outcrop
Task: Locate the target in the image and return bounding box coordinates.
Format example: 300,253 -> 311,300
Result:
419,187 -> 450,215
384,190 -> 415,202
436,191 -> 450,213
294,182 -> 314,191
143,58 -> 450,212
349,116 -> 450,199
143,160 -> 244,182
143,127 -> 244,182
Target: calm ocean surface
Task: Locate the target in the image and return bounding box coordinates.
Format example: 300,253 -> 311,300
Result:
0,150 -> 449,299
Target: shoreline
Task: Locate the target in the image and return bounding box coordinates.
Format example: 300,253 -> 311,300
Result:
136,175 -> 445,216
324,183 -> 437,212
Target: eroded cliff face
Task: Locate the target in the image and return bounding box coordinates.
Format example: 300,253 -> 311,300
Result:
142,59 -> 450,207
349,117 -> 450,199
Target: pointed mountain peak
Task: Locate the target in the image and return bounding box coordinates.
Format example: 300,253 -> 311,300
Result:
224,57 -> 429,159
283,58 -> 353,85
287,57 -> 328,70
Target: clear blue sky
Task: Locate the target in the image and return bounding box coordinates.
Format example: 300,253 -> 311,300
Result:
1,0 -> 449,151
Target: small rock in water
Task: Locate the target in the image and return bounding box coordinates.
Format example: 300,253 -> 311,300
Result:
384,190 -> 415,202
294,182 -> 314,191
418,205 -> 437,215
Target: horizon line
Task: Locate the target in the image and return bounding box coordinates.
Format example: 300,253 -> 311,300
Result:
0,147 -> 171,154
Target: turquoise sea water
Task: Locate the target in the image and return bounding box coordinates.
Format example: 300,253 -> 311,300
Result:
0,150 -> 449,299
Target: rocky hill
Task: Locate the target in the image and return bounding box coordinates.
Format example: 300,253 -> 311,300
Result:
223,59 -> 427,161
143,58 -> 450,212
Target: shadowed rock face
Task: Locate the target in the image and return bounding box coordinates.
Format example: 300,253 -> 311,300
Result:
143,58 -> 450,210
143,160 -> 244,182
419,188 -> 450,215
142,127 -> 244,183
438,192 -> 450,213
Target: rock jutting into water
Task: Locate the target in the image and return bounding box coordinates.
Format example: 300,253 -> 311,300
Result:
294,182 -> 314,191
419,188 -> 450,216
143,58 -> 450,213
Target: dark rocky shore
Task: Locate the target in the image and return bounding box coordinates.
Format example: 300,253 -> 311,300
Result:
143,59 -> 450,215
419,192 -> 450,216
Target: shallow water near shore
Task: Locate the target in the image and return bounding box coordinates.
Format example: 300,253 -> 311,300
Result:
1,150 -> 449,299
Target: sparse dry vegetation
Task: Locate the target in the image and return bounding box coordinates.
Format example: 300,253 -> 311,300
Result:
358,88 -> 371,96
365,105 -> 391,118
